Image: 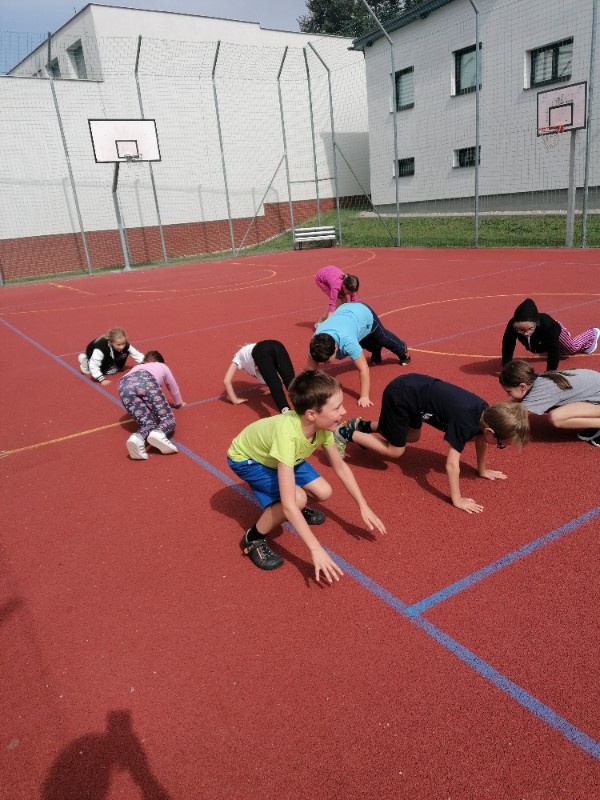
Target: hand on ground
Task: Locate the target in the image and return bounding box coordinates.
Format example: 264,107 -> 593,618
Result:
453,497 -> 484,514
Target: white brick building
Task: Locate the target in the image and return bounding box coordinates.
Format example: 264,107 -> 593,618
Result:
352,0 -> 598,212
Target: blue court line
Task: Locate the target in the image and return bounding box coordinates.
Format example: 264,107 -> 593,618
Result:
406,505 -> 600,616
3,309 -> 600,761
322,550 -> 600,761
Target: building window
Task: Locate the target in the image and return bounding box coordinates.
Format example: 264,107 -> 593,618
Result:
530,38 -> 572,87
396,157 -> 415,177
67,41 -> 87,79
47,58 -> 61,78
455,146 -> 480,168
454,44 -> 481,95
395,67 -> 414,111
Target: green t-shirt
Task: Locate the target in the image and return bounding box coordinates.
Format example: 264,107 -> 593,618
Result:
227,411 -> 334,469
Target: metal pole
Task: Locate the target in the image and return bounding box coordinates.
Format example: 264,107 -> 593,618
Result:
277,47 -> 296,238
47,31 -> 93,275
134,35 -> 168,265
581,0 -> 598,248
359,0 -> 400,246
469,0 -> 480,247
112,162 -> 131,270
212,41 -> 236,255
565,130 -> 577,247
304,47 -> 321,225
308,42 -> 342,245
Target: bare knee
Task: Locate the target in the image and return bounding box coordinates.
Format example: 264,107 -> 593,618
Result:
387,444 -> 405,458
294,486 -> 308,508
547,409 -> 564,428
302,477 -> 332,502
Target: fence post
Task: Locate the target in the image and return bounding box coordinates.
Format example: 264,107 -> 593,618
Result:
211,41 -> 236,255
47,32 -> 92,275
134,35 -> 168,265
277,47 -> 296,237
307,42 -> 343,245
304,47 -> 321,225
581,0 -> 598,248
469,1 -> 481,247
359,0 -> 401,246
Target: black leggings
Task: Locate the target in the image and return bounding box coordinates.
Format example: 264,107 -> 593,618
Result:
251,340 -> 295,412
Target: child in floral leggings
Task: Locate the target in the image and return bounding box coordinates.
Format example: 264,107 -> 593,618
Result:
118,351 -> 185,461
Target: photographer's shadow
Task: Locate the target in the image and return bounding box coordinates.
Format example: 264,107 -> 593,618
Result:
42,710 -> 170,800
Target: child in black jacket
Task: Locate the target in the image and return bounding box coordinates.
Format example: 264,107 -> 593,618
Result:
78,327 -> 144,385
501,298 -> 599,371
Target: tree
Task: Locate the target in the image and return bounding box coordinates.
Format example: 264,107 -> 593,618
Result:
298,0 -> 423,39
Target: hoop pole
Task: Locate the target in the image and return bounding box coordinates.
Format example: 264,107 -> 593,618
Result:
565,130 -> 577,247
112,162 -> 132,270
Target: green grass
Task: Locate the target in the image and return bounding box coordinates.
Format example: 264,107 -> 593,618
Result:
5,211 -> 598,284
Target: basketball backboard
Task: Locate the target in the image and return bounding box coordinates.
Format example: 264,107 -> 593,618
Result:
537,81 -> 587,135
88,119 -> 161,162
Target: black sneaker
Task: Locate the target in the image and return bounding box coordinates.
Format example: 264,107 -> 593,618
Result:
301,507 -> 326,525
369,353 -> 382,366
577,428 -> 600,441
588,431 -> 600,448
399,351 -> 411,366
240,530 -> 284,570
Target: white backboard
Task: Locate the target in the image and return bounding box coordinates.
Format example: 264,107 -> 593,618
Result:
88,119 -> 161,162
537,81 -> 587,135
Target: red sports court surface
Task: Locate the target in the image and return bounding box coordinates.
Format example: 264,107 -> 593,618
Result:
1,247 -> 599,799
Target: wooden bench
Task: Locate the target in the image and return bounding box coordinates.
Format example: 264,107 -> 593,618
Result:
293,225 -> 336,250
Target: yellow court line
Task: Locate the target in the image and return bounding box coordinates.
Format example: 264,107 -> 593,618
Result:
412,348 -> 598,359
0,420 -> 133,459
126,268 -> 277,293
50,283 -> 95,295
379,292 -> 600,318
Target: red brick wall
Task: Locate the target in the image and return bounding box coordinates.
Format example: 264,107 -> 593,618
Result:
0,198 -> 340,282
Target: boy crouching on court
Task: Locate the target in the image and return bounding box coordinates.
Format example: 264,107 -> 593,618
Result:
227,370 -> 386,583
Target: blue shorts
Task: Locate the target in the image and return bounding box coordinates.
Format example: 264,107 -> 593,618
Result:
227,457 -> 320,509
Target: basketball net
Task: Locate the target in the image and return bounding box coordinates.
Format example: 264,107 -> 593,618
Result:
539,125 -> 564,152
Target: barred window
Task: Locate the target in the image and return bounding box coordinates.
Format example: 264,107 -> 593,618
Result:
456,146 -> 480,168
396,157 -> 415,177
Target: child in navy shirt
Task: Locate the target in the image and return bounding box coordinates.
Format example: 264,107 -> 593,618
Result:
335,373 -> 529,514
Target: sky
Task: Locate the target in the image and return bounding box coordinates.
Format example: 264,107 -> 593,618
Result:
3,1 -> 310,35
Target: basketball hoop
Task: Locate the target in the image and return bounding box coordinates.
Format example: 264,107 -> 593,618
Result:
538,124 -> 564,152
123,153 -> 143,163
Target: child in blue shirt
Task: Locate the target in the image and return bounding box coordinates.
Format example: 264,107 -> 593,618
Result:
307,302 -> 410,408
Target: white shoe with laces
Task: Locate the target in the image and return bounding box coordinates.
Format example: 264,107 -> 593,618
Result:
147,430 -> 178,454
78,353 -> 90,374
584,328 -> 600,354
126,433 -> 148,460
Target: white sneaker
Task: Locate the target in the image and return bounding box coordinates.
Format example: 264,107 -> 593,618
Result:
78,353 -> 90,374
584,328 -> 600,354
147,430 -> 178,454
126,433 -> 148,460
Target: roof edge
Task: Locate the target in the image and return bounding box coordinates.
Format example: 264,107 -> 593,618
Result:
351,0 -> 456,51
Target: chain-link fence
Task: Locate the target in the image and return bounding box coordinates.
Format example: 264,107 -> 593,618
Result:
0,0 -> 598,284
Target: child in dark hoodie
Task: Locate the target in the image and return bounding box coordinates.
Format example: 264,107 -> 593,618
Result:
501,298 -> 600,371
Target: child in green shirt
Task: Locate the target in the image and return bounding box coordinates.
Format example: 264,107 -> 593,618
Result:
227,370 -> 386,583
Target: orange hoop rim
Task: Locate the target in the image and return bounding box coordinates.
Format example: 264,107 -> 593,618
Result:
538,124 -> 565,135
